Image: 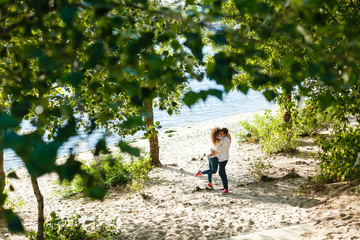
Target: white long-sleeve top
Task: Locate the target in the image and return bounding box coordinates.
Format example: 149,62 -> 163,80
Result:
213,136 -> 231,162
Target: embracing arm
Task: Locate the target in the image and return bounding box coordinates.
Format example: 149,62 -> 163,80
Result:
216,138 -> 230,155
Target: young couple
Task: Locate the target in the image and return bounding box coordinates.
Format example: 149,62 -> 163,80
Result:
195,127 -> 231,194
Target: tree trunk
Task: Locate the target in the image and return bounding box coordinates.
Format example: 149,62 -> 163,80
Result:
0,130 -> 5,211
145,100 -> 161,167
283,93 -> 292,123
30,175 -> 44,240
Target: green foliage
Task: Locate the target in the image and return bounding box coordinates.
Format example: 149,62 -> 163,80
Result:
55,153 -> 152,197
3,178 -> 25,211
297,184 -> 308,195
315,128 -> 360,183
288,86 -> 346,137
26,211 -> 121,240
236,121 -> 259,143
248,158 -> 273,181
84,155 -> 131,189
126,155 -> 152,191
237,110 -> 299,154
292,102 -> 335,136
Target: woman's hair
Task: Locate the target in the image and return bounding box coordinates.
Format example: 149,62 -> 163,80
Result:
210,127 -> 221,145
221,127 -> 231,142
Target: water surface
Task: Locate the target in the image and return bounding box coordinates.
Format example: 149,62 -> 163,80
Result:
4,79 -> 276,170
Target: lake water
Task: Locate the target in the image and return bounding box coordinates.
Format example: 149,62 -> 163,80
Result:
3,79 -> 276,171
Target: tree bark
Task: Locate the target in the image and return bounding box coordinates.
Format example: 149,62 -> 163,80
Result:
30,175 -> 44,240
283,93 -> 292,123
145,100 -> 161,167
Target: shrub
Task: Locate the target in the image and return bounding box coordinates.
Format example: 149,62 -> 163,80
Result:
55,153 -> 152,197
292,98 -> 340,136
237,109 -> 299,154
236,121 -> 259,143
126,156 -> 152,191
315,127 -> 360,183
85,155 -> 132,188
248,158 -> 273,181
26,211 -> 121,240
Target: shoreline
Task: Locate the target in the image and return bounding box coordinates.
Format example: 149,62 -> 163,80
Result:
4,108 -> 275,172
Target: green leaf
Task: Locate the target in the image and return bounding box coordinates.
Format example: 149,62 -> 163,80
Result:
183,89 -> 223,107
207,89 -> 223,99
60,6 -> 78,25
263,90 -> 277,101
10,100 -> 32,118
182,91 -> 198,107
1,209 -> 24,233
27,141 -> 62,176
7,172 -> 18,179
130,32 -> 155,54
291,61 -> 302,73
56,154 -> 82,182
118,141 -> 140,157
210,32 -> 227,45
64,71 -> 84,89
55,119 -> 77,142
236,84 -> 249,94
207,52 -> 233,92
95,5 -> 111,17
85,41 -> 106,68
3,131 -> 28,159
95,138 -> 110,156
0,113 -> 20,130
110,15 -> 125,27
184,30 -> 203,61
121,116 -> 144,129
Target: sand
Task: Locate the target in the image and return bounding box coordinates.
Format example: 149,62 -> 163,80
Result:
2,111 -> 360,240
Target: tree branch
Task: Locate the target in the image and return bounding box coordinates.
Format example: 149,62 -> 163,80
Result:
322,4 -> 339,23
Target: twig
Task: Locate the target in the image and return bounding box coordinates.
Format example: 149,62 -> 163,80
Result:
322,4 -> 339,23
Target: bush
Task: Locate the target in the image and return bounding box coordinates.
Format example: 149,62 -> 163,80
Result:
292,98 -> 339,136
315,127 -> 360,183
126,156 -> 152,191
55,153 -> 152,197
237,109 -> 299,154
27,211 -> 121,240
236,121 -> 259,143
248,158 -> 273,181
85,155 -> 132,189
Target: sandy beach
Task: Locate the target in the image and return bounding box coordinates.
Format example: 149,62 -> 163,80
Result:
2,111 -> 360,239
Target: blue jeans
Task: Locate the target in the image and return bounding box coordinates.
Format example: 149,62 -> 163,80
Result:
202,157 -> 218,183
219,161 -> 228,190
